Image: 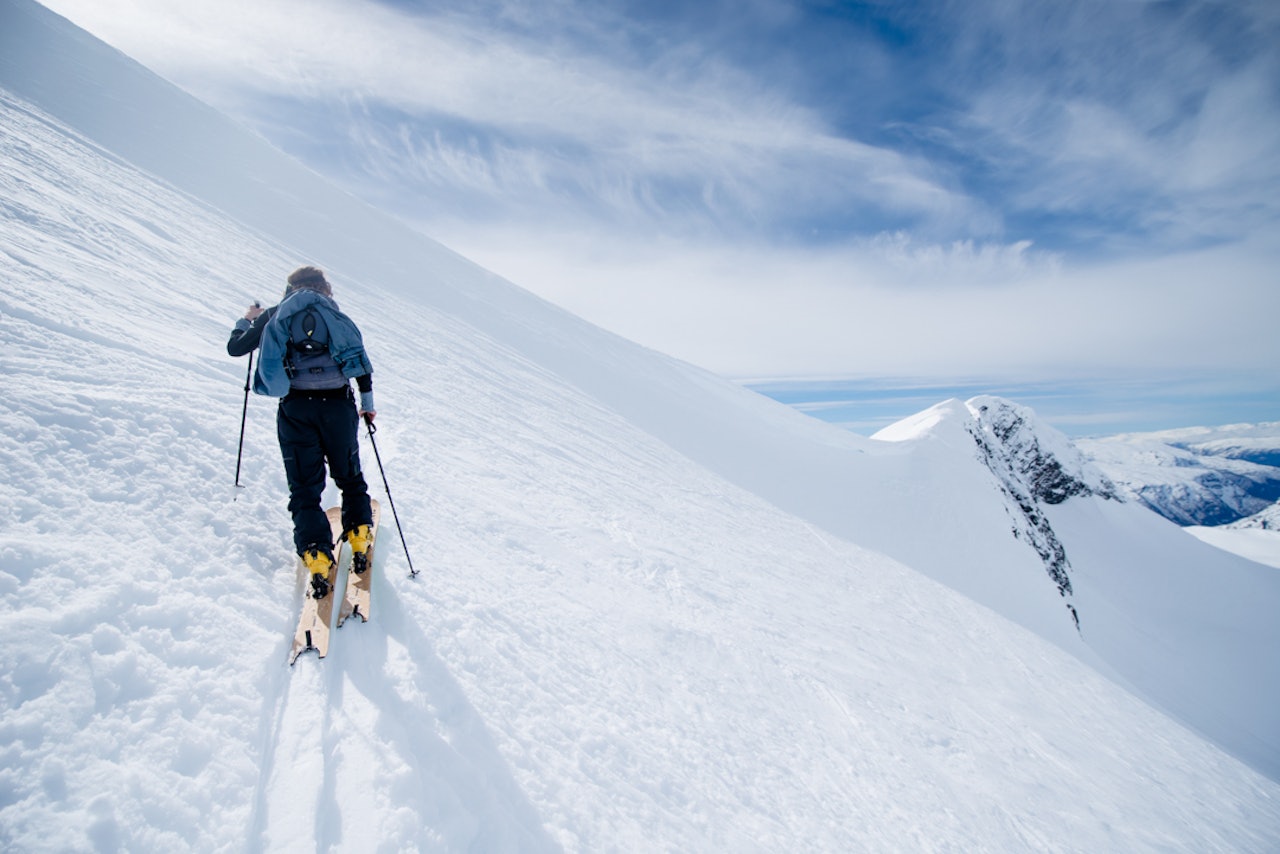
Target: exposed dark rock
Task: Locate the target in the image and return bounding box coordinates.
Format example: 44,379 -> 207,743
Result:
965,398 -> 1119,632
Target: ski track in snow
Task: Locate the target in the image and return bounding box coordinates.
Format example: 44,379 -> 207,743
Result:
2,51 -> 1280,854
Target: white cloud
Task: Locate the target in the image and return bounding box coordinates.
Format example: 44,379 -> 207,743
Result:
1179,66 -> 1280,191
39,0 -> 983,238
947,2 -> 1280,247
436,220 -> 1280,381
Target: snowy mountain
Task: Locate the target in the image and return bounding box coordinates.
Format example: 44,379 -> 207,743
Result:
1228,499 -> 1280,530
1079,424 -> 1280,526
871,396 -> 1117,632
963,396 -> 1118,625
3,1 -> 1279,849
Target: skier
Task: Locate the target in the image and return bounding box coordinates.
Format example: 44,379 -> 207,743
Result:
227,266 -> 376,599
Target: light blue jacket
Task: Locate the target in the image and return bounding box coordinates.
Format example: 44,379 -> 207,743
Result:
254,289 -> 373,397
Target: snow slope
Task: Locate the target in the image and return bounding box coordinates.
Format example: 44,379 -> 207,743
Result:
873,397 -> 1280,778
1187,499 -> 1280,569
1188,525 -> 1280,569
3,1 -> 1280,849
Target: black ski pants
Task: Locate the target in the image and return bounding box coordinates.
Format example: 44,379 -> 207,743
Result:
277,390 -> 373,555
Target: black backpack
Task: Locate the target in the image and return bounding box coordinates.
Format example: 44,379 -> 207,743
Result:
285,306 -> 345,389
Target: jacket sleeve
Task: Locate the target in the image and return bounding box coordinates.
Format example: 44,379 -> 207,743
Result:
253,307 -> 294,397
226,306 -> 276,357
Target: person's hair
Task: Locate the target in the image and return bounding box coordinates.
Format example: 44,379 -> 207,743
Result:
287,266 -> 332,297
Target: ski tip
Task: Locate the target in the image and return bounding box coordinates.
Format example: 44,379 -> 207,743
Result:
288,645 -> 326,666
289,629 -> 329,665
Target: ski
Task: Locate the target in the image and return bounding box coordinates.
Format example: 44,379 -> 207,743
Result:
337,498 -> 380,628
288,509 -> 345,665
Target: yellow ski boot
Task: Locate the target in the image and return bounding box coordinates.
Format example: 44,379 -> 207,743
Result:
302,547 -> 334,599
346,524 -> 373,575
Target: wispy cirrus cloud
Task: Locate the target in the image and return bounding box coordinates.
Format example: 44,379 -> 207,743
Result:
44,0 -> 1280,253
927,0 -> 1280,251
41,0 -> 998,245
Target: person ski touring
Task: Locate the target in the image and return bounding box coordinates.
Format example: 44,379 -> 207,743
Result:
227,266 -> 377,600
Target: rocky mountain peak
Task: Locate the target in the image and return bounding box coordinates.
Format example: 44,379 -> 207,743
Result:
962,396 -> 1119,629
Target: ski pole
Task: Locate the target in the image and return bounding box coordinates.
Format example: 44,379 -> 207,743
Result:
234,349 -> 254,495
364,415 -> 418,578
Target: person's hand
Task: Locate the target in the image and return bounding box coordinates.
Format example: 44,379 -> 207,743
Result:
361,410 -> 377,425
244,301 -> 263,321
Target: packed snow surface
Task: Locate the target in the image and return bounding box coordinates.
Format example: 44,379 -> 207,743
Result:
2,1 -> 1280,850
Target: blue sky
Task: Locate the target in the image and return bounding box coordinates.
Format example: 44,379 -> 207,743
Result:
36,0 -> 1280,433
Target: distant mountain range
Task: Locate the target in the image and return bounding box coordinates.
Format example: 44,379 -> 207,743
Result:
1078,423 -> 1280,526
